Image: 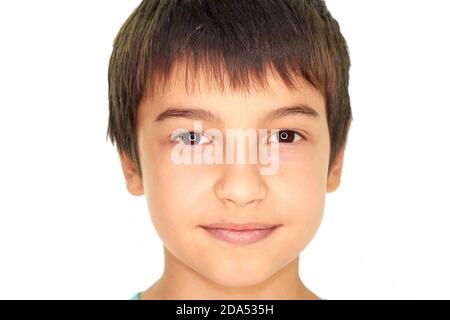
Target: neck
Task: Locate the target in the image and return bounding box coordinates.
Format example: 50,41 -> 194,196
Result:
140,246 -> 320,300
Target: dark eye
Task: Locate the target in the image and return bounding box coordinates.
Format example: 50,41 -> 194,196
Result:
173,131 -> 212,146
268,129 -> 304,144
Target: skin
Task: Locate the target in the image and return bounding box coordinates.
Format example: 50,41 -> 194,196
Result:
119,63 -> 348,300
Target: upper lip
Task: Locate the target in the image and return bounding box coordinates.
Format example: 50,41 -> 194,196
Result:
200,223 -> 282,231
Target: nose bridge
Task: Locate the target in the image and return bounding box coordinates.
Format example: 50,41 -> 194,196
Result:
215,129 -> 268,207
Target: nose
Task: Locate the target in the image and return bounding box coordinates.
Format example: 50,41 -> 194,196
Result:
215,163 -> 268,208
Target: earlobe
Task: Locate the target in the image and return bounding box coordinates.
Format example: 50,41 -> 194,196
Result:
119,151 -> 144,196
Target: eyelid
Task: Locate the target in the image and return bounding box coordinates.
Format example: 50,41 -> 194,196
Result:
170,128 -> 190,139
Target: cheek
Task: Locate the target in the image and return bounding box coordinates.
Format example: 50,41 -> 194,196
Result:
143,162 -> 219,266
272,148 -> 328,247
141,144 -> 213,240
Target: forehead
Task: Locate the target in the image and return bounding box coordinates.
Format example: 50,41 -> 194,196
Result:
139,61 -> 326,123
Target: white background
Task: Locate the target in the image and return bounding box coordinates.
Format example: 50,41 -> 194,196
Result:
0,0 -> 449,299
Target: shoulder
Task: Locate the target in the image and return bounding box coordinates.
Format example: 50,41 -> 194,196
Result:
130,292 -> 142,300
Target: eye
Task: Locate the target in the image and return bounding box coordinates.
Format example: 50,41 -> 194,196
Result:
267,129 -> 304,144
172,131 -> 213,146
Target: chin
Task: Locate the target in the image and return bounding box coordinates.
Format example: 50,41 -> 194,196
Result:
207,268 -> 272,288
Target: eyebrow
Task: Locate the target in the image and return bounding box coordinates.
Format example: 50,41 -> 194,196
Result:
154,107 -> 222,122
154,104 -> 320,123
259,104 -> 320,123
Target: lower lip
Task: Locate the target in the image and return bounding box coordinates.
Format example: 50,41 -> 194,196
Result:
201,226 -> 279,245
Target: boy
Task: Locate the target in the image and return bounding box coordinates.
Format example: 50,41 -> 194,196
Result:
107,0 -> 352,300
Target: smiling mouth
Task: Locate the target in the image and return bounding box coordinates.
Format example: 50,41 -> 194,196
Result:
199,223 -> 282,245
199,222 -> 282,231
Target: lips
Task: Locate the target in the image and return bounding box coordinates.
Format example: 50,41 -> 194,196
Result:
199,223 -> 282,245
200,222 -> 281,231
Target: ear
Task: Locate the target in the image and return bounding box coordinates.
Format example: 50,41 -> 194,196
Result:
327,121 -> 352,193
326,143 -> 346,193
118,151 -> 144,196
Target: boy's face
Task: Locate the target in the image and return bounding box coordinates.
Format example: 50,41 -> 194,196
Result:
120,64 -> 346,287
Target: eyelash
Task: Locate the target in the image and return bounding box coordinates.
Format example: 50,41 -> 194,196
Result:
171,129 -> 306,146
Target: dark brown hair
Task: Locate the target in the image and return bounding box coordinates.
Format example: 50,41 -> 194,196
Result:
106,0 -> 352,177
